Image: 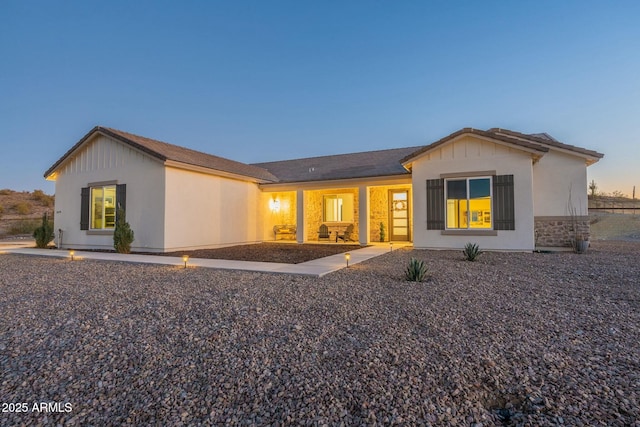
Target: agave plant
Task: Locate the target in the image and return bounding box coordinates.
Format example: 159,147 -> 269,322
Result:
405,257 -> 428,282
462,242 -> 482,261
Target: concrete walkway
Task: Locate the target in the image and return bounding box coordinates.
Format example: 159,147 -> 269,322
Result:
1,243 -> 405,277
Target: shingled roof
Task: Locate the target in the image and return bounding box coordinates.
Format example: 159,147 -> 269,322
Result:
488,128 -> 604,161
44,126 -> 279,183
401,127 -> 604,165
252,145 -> 425,183
46,126 -> 604,185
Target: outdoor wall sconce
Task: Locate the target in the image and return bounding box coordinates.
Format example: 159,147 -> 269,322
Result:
269,197 -> 281,213
345,252 -> 351,267
182,255 -> 189,269
69,250 -> 75,261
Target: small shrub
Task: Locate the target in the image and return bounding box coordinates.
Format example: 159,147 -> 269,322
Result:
33,212 -> 54,248
379,222 -> 386,242
0,189 -> 11,196
113,208 -> 134,253
463,242 -> 482,261
405,257 -> 428,282
14,202 -> 32,215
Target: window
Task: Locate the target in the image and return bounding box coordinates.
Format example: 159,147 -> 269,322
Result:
323,194 -> 354,222
91,186 -> 116,229
81,184 -> 126,231
446,177 -> 492,229
426,175 -> 514,232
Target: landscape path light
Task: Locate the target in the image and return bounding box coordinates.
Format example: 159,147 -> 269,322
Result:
390,242 -> 393,252
69,250 -> 75,261
182,255 -> 189,269
345,252 -> 351,267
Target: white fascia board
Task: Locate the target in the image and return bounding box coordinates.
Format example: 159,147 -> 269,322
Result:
259,174 -> 412,191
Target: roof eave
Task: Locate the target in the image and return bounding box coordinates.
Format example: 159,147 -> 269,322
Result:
490,128 -> 605,160
259,173 -> 412,190
43,126 -> 169,180
401,129 -> 549,165
164,160 -> 277,184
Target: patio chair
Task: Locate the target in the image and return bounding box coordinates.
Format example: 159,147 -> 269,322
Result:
336,224 -> 354,243
318,224 -> 331,241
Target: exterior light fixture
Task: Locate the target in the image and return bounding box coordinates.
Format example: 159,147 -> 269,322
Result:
269,197 -> 281,213
345,252 -> 351,267
182,255 -> 189,269
69,250 -> 75,261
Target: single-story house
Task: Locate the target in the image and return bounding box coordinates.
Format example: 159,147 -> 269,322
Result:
44,126 -> 603,252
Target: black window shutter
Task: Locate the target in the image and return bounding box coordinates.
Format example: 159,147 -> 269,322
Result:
493,175 -> 515,230
80,187 -> 90,230
116,184 -> 127,219
426,179 -> 445,230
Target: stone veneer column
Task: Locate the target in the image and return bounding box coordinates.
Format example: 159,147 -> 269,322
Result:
296,189 -> 304,244
358,186 -> 369,246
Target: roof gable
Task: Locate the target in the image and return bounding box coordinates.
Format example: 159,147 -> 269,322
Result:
45,126 -> 278,182
401,127 -> 604,166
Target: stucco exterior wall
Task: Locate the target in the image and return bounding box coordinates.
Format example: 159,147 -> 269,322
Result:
163,167 -> 263,250
411,135 -> 535,250
53,134 -> 166,251
533,151 -> 589,216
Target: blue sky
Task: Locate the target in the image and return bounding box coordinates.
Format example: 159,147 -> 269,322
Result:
1,1 -> 638,196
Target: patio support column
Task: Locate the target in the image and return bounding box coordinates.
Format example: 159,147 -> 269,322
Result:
296,189 -> 304,244
358,185 -> 369,245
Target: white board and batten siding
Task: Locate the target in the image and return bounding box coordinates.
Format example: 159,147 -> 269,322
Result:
53,134 -> 166,251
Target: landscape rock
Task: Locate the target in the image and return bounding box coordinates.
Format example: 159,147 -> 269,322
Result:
0,241 -> 638,425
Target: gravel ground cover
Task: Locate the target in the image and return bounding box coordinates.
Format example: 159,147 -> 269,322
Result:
138,242 -> 364,264
1,241 -> 639,426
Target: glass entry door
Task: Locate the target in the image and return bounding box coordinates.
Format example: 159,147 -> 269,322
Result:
389,190 -> 410,241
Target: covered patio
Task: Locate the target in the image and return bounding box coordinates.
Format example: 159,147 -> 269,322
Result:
261,180 -> 413,245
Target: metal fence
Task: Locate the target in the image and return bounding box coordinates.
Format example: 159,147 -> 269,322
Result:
589,207 -> 639,215
0,216 -> 54,237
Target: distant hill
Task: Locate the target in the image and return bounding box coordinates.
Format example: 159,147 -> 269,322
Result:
0,189 -> 54,237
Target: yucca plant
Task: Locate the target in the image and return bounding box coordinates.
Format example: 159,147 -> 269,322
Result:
405,257 -> 428,282
462,242 -> 482,261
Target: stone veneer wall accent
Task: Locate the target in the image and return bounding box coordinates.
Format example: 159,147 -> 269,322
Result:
369,187 -> 388,242
534,216 -> 590,248
268,192 -> 296,225
306,189 -> 359,242
263,191 -> 297,240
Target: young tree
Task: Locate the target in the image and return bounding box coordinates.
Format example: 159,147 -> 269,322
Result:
33,212 -> 54,248
113,207 -> 134,253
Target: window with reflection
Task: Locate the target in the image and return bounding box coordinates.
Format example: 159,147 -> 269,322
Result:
446,177 -> 492,229
323,194 -> 354,222
91,185 -> 117,229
